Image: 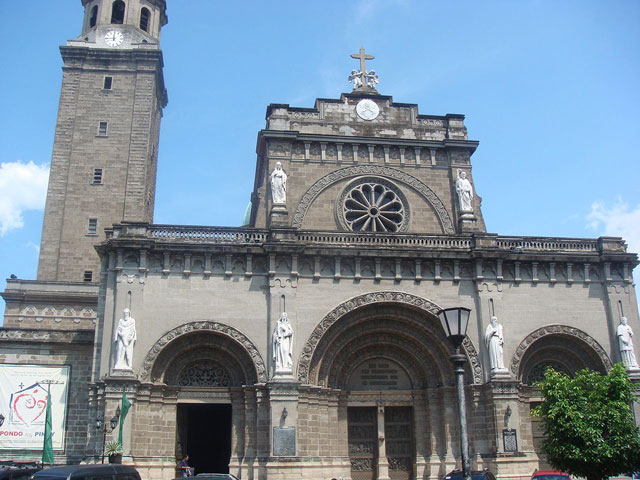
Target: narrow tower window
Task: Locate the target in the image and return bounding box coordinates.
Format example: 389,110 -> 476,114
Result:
92,168 -> 103,184
140,8 -> 150,32
103,76 -> 113,90
84,271 -> 93,282
87,218 -> 98,235
111,0 -> 126,24
98,121 -> 108,136
89,5 -> 99,28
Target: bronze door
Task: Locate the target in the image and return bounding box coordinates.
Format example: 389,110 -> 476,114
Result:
385,407 -> 414,480
348,407 -> 378,480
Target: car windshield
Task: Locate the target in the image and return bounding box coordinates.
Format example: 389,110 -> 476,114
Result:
534,476 -> 570,480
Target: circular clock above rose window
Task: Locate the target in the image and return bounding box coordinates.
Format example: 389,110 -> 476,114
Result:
356,99 -> 380,120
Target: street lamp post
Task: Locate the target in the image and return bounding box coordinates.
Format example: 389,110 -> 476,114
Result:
438,306 -> 472,480
95,406 -> 121,464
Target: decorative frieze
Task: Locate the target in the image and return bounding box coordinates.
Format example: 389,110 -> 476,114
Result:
0,328 -> 94,344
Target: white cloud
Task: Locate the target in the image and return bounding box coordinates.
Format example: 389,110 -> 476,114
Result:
26,241 -> 40,256
588,198 -> 640,254
0,161 -> 49,236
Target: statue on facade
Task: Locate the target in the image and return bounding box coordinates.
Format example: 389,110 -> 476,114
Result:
484,316 -> 507,372
272,312 -> 293,373
455,169 -> 474,213
270,161 -> 287,204
348,69 -> 363,89
617,317 -> 639,370
365,70 -> 379,89
113,308 -> 136,370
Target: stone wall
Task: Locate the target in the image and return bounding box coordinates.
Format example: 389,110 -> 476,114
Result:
0,329 -> 94,463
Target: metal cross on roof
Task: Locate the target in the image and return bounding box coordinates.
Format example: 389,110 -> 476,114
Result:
350,46 -> 374,73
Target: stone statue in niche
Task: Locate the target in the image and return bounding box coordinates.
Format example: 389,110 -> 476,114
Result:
455,169 -> 474,213
270,161 -> 287,204
113,308 -> 136,370
484,316 -> 507,373
273,312 -> 293,373
617,317 -> 639,370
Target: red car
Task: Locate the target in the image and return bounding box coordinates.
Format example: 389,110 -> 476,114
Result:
531,470 -> 571,480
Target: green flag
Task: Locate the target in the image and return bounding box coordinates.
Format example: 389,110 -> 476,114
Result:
118,392 -> 131,447
42,385 -> 54,464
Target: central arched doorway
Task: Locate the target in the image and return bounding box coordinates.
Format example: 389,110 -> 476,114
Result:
298,293 -> 478,480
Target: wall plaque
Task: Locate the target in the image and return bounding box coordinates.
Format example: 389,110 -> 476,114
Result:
347,358 -> 412,391
503,428 -> 518,452
273,426 -> 296,456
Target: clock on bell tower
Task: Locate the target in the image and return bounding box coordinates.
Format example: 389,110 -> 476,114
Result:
37,0 -> 169,282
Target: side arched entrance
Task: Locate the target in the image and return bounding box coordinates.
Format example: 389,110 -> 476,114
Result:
511,325 -> 612,469
139,322 -> 266,476
297,292 -> 480,480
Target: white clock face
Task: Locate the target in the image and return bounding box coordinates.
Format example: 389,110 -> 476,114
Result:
356,99 -> 380,120
105,30 -> 124,47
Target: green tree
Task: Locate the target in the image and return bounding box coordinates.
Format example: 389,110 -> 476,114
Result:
532,363 -> 640,480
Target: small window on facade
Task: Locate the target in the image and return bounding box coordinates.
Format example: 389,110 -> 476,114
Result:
103,76 -> 113,90
111,0 -> 126,24
140,8 -> 150,32
84,271 -> 93,282
87,218 -> 98,235
98,121 -> 108,136
92,168 -> 103,184
89,5 -> 99,28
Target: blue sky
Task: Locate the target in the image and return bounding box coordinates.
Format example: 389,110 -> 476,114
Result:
1,1 -> 640,322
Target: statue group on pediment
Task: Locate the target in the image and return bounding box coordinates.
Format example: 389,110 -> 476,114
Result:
349,69 -> 379,90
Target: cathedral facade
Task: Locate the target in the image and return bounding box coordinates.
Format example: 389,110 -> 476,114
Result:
1,2 -> 640,480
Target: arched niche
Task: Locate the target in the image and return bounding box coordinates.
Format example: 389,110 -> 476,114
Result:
510,325 -> 612,384
141,322 -> 267,384
297,291 -> 483,386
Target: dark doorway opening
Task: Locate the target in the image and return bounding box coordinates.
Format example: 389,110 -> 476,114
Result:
178,403 -> 232,474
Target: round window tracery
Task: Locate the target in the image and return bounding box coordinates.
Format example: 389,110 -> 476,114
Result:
337,177 -> 409,233
177,360 -> 232,387
525,361 -> 571,385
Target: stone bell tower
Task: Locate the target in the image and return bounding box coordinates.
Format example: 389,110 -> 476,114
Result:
37,0 -> 168,283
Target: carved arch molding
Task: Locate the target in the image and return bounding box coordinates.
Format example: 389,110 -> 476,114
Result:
141,321 -> 267,383
297,291 -> 482,384
291,165 -> 455,233
510,324 -> 613,378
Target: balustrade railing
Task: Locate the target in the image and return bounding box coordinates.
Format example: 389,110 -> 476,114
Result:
108,224 -> 624,254
296,231 -> 472,248
148,225 -> 268,243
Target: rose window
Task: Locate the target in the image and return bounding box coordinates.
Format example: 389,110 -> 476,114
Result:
337,177 -> 409,233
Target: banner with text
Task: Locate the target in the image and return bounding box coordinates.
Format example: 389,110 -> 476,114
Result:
0,365 -> 70,450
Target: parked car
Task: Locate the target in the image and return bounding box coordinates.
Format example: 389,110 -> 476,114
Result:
444,469 -> 497,480
173,475 -> 239,480
0,462 -> 42,480
531,470 -> 571,480
32,464 -> 141,480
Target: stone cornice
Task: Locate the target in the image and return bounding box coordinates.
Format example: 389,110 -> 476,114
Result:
1,279 -> 98,304
258,130 -> 479,152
